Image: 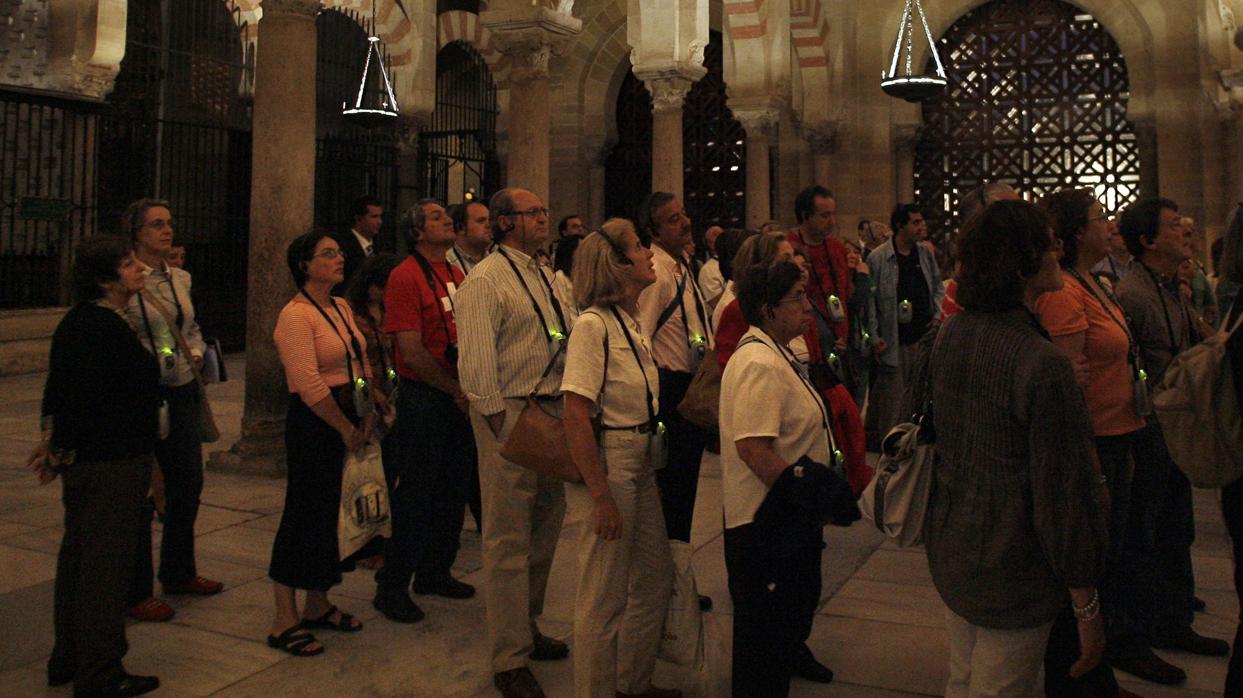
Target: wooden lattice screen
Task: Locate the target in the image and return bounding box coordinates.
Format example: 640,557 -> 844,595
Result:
913,0 -> 1141,242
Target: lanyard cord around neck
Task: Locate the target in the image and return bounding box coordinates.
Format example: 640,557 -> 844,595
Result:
675,256 -> 712,346
299,289 -> 364,388
608,306 -> 659,426
1066,266 -> 1143,371
737,332 -> 839,466
803,235 -> 844,303
411,251 -> 457,351
136,295 -> 167,371
1142,263 -> 1192,352
498,245 -> 568,344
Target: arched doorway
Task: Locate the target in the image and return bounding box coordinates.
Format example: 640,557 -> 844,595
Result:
98,0 -> 253,346
418,41 -> 501,205
605,30 -> 747,229
913,0 -> 1140,241
315,9 -> 401,247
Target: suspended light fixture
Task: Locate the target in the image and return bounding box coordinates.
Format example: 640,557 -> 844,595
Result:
881,0 -> 948,103
342,1 -> 403,128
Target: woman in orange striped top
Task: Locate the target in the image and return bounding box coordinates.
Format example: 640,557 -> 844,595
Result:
266,231 -> 374,657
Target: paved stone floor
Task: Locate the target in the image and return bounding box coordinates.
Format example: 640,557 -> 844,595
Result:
0,355 -> 1235,697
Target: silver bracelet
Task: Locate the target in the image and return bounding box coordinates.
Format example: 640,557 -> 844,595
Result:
1072,588 -> 1100,622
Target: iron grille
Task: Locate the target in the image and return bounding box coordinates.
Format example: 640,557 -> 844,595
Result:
913,0 -> 1140,243
606,31 -> 746,230
418,41 -> 500,205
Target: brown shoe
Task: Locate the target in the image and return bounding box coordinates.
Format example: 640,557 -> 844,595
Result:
126,597 -> 175,622
163,575 -> 224,595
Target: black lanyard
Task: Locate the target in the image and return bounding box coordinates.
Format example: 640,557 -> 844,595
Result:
1066,266 -> 1143,371
137,270 -> 186,353
136,295 -> 168,372
498,246 -> 568,344
299,289 -> 365,388
450,246 -> 475,274
676,257 -> 712,346
411,251 -> 457,351
609,307 -> 659,426
737,332 -> 839,467
1141,263 -> 1193,353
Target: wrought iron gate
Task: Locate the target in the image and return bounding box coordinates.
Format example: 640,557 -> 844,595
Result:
913,0 -> 1141,241
316,9 -> 400,248
98,0 -> 253,347
418,41 -> 500,206
606,31 -> 746,229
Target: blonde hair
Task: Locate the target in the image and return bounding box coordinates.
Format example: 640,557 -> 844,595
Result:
572,218 -> 636,309
732,230 -> 788,277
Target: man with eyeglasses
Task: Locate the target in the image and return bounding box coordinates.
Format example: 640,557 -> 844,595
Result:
636,192 -> 714,562
1108,198 -> 1229,685
456,188 -> 577,698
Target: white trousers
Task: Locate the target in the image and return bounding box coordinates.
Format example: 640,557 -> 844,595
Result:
567,430 -> 674,697
944,608 -> 1053,698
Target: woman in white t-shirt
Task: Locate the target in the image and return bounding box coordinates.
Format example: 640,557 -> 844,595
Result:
560,219 -> 677,698
719,260 -> 838,697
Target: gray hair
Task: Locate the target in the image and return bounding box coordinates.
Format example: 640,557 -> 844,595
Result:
402,198 -> 442,244
489,188 -> 519,242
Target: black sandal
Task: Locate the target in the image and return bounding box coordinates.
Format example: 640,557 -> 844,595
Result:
300,605 -> 363,633
267,626 -> 325,657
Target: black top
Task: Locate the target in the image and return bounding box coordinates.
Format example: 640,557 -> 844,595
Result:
895,248 -> 932,345
1229,299 -> 1243,411
42,302 -> 160,461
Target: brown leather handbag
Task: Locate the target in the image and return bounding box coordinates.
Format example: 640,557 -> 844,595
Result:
677,348 -> 720,432
500,341 -> 582,482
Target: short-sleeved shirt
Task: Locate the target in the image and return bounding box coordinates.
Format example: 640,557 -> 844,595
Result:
1034,272 -> 1146,437
637,245 -> 713,373
560,306 -> 659,428
384,255 -> 465,381
274,296 -> 371,406
720,327 -> 833,528
896,248 -> 933,345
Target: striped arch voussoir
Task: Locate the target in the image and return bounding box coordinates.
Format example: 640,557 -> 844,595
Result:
790,0 -> 829,69
321,0 -> 416,67
438,10 -> 512,89
723,0 -> 768,41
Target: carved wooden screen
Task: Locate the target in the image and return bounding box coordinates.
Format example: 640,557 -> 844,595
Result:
605,31 -> 746,229
913,0 -> 1140,242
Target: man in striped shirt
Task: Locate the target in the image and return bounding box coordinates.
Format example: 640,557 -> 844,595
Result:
456,187 -> 577,698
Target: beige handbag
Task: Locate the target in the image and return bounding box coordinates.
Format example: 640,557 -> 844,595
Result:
139,290 -> 222,443
676,347 -> 720,432
500,341 -> 583,483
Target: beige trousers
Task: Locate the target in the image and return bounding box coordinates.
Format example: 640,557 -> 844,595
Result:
566,430 -> 674,698
944,608 -> 1053,698
866,342 -> 921,437
471,400 -> 568,673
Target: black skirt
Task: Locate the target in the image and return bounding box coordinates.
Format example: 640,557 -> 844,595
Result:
268,389 -> 358,591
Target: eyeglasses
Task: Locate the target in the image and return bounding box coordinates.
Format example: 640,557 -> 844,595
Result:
314,249 -> 346,260
510,207 -> 549,218
776,292 -> 808,306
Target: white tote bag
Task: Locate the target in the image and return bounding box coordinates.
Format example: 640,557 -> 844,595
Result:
858,421 -> 936,547
659,541 -> 705,669
338,445 -> 392,560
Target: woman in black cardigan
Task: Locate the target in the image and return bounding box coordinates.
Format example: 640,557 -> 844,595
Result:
29,236 -> 161,697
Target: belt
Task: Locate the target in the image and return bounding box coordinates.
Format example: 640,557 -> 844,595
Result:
601,420 -> 654,434
528,394 -> 560,402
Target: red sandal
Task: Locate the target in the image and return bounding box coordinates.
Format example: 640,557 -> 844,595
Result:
126,597 -> 174,622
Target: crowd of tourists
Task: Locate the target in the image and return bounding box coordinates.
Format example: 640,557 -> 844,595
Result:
26,183 -> 1243,697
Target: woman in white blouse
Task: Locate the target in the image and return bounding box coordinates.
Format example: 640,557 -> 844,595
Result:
561,218 -> 678,698
719,261 -> 836,697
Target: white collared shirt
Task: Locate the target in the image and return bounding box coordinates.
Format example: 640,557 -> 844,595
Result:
561,305 -> 659,427
637,245 -> 714,373
123,261 -> 204,387
352,229 -> 375,257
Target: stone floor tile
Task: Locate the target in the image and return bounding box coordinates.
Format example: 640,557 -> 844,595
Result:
0,519 -> 35,539
238,513 -> 281,532
1193,554 -> 1236,593
0,543 -> 55,593
822,578 -> 948,629
2,524 -> 63,555
169,577 -> 378,644
193,525 -> 278,571
189,504 -> 266,536
1195,587 -> 1240,625
0,579 -> 55,671
0,661 -> 60,696
806,615 -> 950,696
0,501 -> 63,528
123,621 -> 288,696
852,548 -> 935,587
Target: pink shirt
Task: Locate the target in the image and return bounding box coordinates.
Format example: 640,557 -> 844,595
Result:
274,295 -> 371,406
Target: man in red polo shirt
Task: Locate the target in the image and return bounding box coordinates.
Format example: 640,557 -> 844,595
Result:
373,198 -> 475,624
788,185 -> 855,392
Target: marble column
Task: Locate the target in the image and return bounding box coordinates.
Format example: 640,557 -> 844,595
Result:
394,121 -> 422,256
805,120 -> 840,190
482,10 -> 581,204
893,124 -> 918,203
208,0 -> 319,476
636,71 -> 702,200
798,134 -> 815,189
1133,116 -> 1160,199
735,109 -> 778,230
775,111 -> 804,225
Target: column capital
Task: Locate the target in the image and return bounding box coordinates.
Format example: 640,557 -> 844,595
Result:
260,0 -> 321,18
804,119 -> 842,154
634,69 -> 702,113
482,6 -> 582,84
734,109 -> 780,139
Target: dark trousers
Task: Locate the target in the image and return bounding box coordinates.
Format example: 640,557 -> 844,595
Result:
725,523 -> 822,698
376,380 -> 472,592
1222,476 -> 1243,696
131,382 -> 203,603
51,456 -> 150,693
1045,602 -> 1119,697
1127,421 -> 1196,641
655,368 -> 708,542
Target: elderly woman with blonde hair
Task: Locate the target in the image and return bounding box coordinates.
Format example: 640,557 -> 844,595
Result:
561,218 -> 679,698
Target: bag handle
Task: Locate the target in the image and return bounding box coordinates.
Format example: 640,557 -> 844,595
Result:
139,289 -> 210,394
527,338 -> 568,399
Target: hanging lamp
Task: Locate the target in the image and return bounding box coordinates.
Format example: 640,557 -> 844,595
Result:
342,1 -> 402,128
881,0 -> 948,103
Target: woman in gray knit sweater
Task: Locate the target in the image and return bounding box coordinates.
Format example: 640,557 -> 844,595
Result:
916,200 -> 1110,697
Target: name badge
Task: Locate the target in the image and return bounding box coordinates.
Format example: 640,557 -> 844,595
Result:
898,299 -> 914,325
827,294 -> 846,322
441,295 -> 453,314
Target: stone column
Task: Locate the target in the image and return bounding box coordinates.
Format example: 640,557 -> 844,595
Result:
805,120 -> 840,190
798,134 -> 815,189
1133,116 -> 1160,199
209,0 -> 319,476
735,109 -> 779,229
482,9 -> 581,204
394,121 -> 423,256
636,71 -> 703,200
893,124 -> 918,203
584,139 -> 609,227
775,111 -> 804,225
